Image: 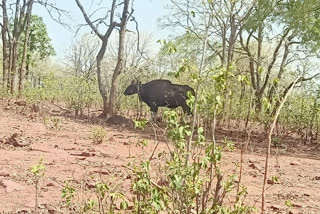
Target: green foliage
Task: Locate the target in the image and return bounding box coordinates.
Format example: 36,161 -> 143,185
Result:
24,15 -> 55,65
271,176 -> 280,184
136,139 -> 149,147
285,199 -> 293,208
61,181 -> 76,207
64,76 -> 99,116
157,39 -> 177,55
129,109 -> 255,213
282,0 -> 320,50
23,71 -> 100,116
30,157 -> 46,178
61,179 -> 128,213
82,199 -> 96,212
271,136 -> 280,147
91,126 -> 107,144
131,161 -> 166,213
30,158 -> 46,213
134,120 -> 149,129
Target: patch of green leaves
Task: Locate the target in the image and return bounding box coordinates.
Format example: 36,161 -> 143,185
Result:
134,119 -> 148,129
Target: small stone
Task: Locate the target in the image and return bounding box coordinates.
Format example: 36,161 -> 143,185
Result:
14,101 -> 27,106
86,181 -> 96,189
70,152 -> 91,157
76,157 -> 86,160
292,203 -> 302,208
267,179 -> 274,184
249,163 -> 262,171
46,182 -> 56,187
270,205 -> 280,210
6,133 -> 31,147
93,170 -> 110,175
248,158 -> 256,163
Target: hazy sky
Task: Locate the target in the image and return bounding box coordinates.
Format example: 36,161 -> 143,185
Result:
33,0 -> 170,61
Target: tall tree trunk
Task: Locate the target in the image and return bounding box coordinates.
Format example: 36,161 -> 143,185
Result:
25,61 -> 30,80
10,0 -> 22,94
107,0 -> 130,115
7,42 -> 12,90
10,44 -> 19,94
96,41 -> 108,117
18,0 -> 34,97
1,0 -> 9,89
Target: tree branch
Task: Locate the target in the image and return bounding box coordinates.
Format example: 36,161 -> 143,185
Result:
74,0 -> 103,39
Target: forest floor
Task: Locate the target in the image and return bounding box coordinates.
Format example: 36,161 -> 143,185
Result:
0,99 -> 320,214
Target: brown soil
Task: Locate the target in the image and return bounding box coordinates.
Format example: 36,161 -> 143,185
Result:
0,101 -> 319,213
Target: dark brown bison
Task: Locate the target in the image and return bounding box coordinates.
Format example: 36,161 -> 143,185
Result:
124,79 -> 195,119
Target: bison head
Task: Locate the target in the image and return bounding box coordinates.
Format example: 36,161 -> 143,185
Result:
124,79 -> 141,95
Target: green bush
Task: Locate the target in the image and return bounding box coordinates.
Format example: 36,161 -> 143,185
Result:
130,110 -> 256,214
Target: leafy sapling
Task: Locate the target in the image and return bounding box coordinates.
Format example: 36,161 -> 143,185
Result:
30,158 -> 46,213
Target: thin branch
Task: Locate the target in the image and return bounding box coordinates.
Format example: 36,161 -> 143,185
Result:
35,0 -> 71,29
74,0 -> 103,39
261,75 -> 302,213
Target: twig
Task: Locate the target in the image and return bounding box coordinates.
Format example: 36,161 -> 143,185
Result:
261,75 -> 301,213
148,122 -> 161,161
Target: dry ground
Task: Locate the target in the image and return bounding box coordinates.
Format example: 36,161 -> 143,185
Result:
0,101 -> 319,213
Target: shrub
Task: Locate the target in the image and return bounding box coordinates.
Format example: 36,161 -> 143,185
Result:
91,126 -> 107,144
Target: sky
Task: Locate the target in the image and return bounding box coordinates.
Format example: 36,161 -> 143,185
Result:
33,0 -> 171,62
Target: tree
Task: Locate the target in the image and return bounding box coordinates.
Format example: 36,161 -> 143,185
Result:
75,0 -> 135,117
1,0 -> 34,94
162,0 -> 320,115
239,0 -> 320,112
19,15 -> 55,93
65,33 -> 98,79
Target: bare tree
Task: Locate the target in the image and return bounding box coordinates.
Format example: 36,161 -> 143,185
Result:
65,33 -> 99,79
74,0 -> 135,117
105,32 -> 153,76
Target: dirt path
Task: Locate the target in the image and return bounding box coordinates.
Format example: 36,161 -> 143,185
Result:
0,103 -> 319,213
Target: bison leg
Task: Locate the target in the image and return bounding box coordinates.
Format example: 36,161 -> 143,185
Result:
151,111 -> 157,121
181,103 -> 192,115
149,105 -> 158,122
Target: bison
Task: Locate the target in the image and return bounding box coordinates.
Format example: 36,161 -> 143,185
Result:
124,79 -> 195,119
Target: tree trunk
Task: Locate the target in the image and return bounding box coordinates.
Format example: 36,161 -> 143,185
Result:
254,91 -> 262,112
2,0 -> 34,94
10,45 -> 19,94
1,0 -> 9,89
107,0 -> 130,115
25,61 -> 30,80
18,0 -> 34,97
96,41 -> 108,117
75,0 -> 133,117
10,0 -> 22,94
